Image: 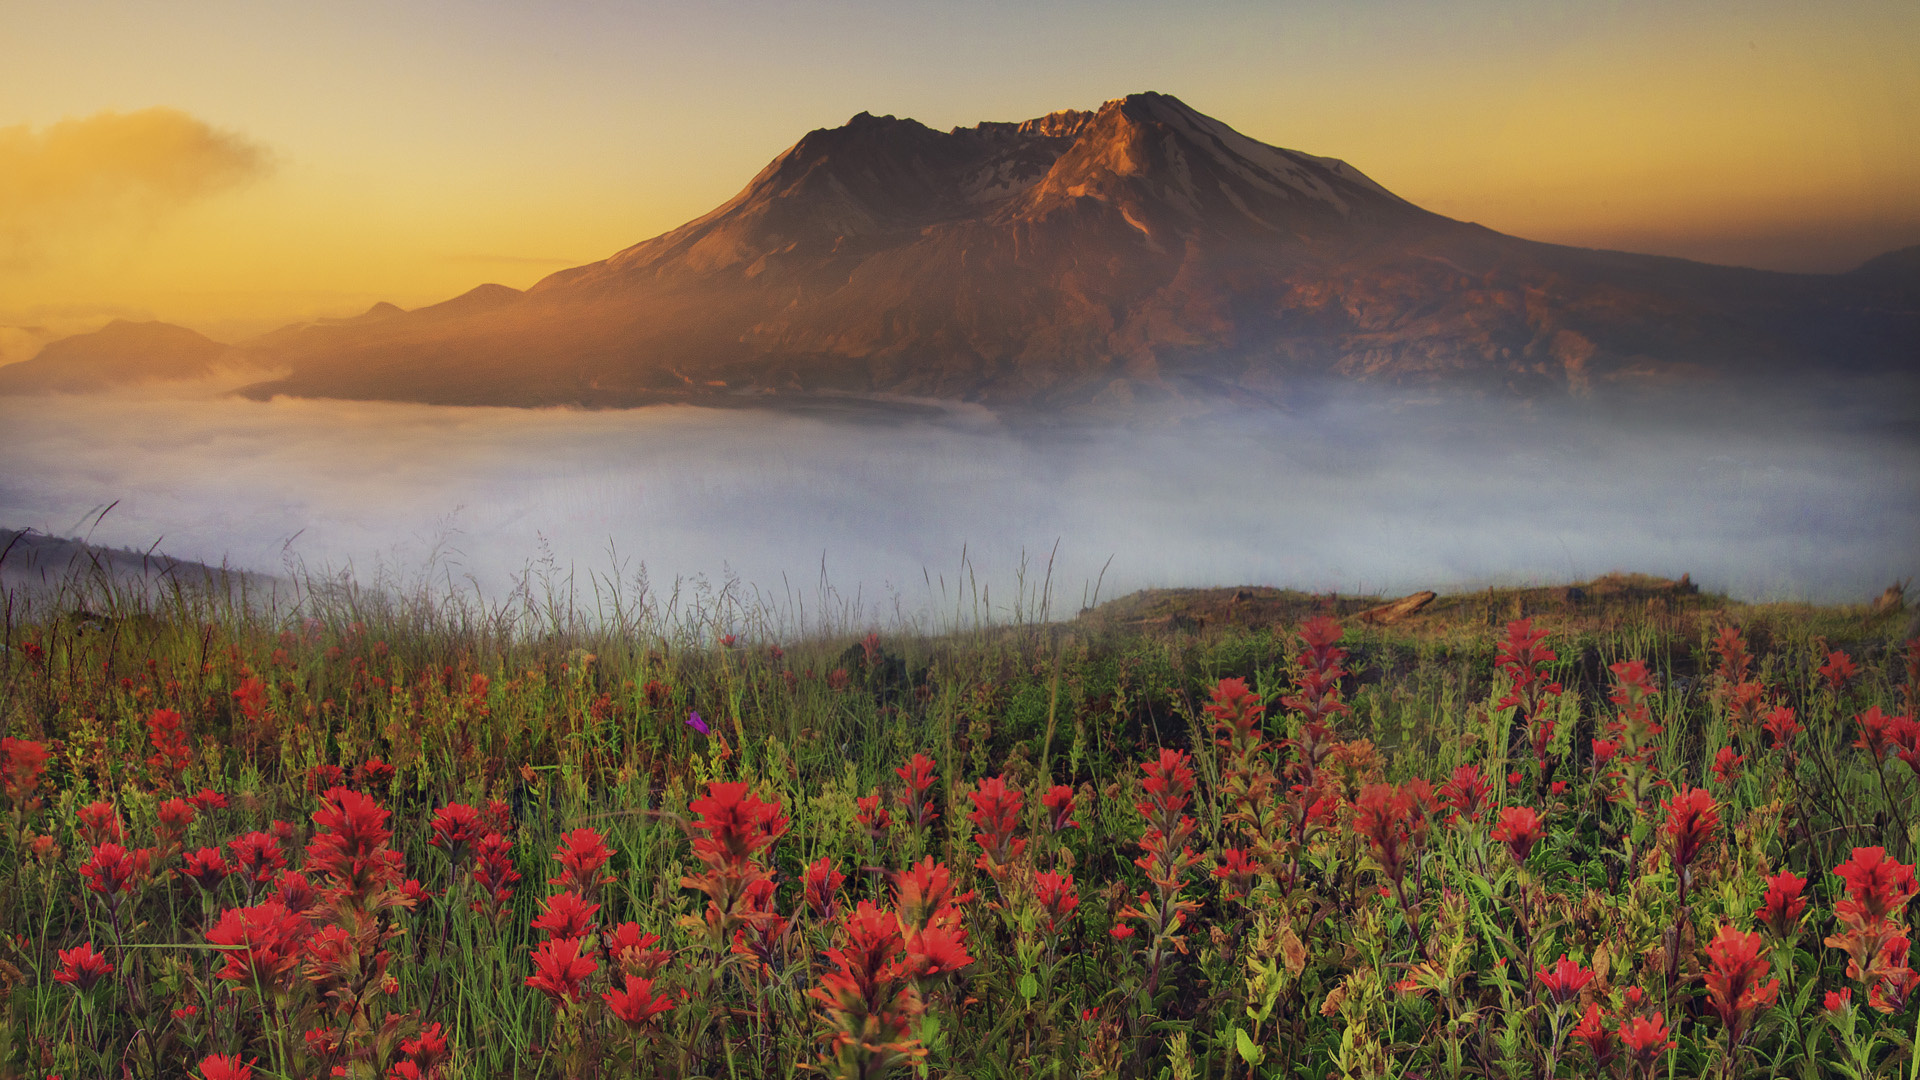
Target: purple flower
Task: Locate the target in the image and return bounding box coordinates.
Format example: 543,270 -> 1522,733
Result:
686,711 -> 709,736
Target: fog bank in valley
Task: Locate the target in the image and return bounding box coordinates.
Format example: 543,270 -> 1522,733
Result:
2,379 -> 1915,621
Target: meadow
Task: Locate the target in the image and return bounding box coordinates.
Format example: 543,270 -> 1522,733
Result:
1,567 -> 1916,1080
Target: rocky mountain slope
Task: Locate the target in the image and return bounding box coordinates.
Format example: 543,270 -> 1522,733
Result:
12,93 -> 1917,410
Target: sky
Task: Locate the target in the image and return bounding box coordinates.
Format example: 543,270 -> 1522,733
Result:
2,0 -> 1917,347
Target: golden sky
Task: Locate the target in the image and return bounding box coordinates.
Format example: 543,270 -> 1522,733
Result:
2,0 -> 1915,353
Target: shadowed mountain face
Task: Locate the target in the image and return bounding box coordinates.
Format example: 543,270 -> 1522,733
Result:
18,93 -> 1920,410
0,320 -> 235,393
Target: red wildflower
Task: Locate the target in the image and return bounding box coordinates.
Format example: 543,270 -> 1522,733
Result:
399,1021 -> 449,1067
893,857 -> 973,933
605,922 -> 673,976
76,800 -> 123,845
525,936 -> 598,1004
189,788 -> 229,811
1281,617 -> 1350,757
604,974 -> 675,1029
1492,805 -> 1544,865
274,869 -> 317,913
1619,1013 -> 1675,1074
232,676 -> 269,723
52,941 -> 113,990
1536,953 -> 1594,1007
183,847 -> 230,891
895,753 -> 940,828
155,797 -> 195,849
1496,618 -> 1563,768
1439,763 -> 1493,824
1591,738 -> 1621,767
1759,870 -> 1808,940
470,832 -> 520,922
145,708 -> 192,785
79,843 -> 137,897
1136,747 -> 1197,834
803,856 -> 846,919
1710,746 -> 1744,787
1852,706 -> 1901,764
305,786 -> 402,903
429,803 -> 483,861
1723,681 -> 1769,733
199,1055 -> 255,1080
1569,1003 -> 1616,1067
905,923 -> 974,979
1041,784 -> 1079,832
966,774 -> 1025,878
1711,625 -> 1751,683
1825,988 -> 1852,1013
1821,649 -> 1858,691
1832,847 -> 1918,927
1108,924 -> 1136,940
306,764 -> 346,793
0,736 -> 50,810
855,792 -> 893,843
549,827 -> 616,893
808,900 -> 924,1076
1213,847 -> 1259,900
1762,705 -> 1802,750
1661,787 -> 1719,889
205,900 -> 308,988
531,890 -> 601,939
1607,659 -> 1663,747
229,831 -> 286,885
1033,870 -> 1080,931
687,782 -> 789,870
358,758 -> 395,789
1205,676 -> 1268,757
400,878 -> 433,908
1703,925 -> 1779,1045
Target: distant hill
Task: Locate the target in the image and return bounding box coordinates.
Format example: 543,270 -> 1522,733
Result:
21,93 -> 1919,410
0,320 -> 238,393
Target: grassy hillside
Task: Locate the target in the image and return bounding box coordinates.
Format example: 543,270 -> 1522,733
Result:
0,571 -> 1915,1079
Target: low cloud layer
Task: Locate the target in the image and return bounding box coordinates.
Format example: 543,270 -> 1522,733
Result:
0,108 -> 270,272
1,382 -> 1914,625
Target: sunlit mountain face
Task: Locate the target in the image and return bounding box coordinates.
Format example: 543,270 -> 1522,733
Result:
11,93 -> 1910,414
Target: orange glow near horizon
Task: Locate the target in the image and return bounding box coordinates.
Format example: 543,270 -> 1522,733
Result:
1,1 -> 1914,359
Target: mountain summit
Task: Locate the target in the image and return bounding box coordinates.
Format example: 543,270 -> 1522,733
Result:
25,92 -> 1916,409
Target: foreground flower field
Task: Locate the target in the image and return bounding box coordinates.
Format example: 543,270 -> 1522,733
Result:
1,581 -> 1916,1079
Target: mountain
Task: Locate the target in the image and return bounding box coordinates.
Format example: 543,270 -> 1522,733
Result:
0,320 -> 237,393
26,93 -> 1920,409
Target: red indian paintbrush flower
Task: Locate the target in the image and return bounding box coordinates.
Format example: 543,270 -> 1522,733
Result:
1205,676 -> 1267,757
967,774 -> 1025,878
428,803 -> 483,861
232,677 -> 268,725
470,832 -> 520,923
1491,806 -> 1544,865
1619,1013 -> 1674,1077
76,800 -> 123,845
855,792 -> 893,843
0,736 -> 50,810
549,827 -> 616,892
205,900 -> 308,988
531,890 -> 601,939
803,856 -> 846,919
228,831 -> 286,887
893,857 -> 973,933
1825,846 -> 1918,1011
895,753 -> 940,828
525,935 -> 598,1004
1040,784 -> 1079,832
199,1055 -> 255,1080
808,900 -> 925,1077
1759,871 -> 1808,940
399,1021 -> 451,1076
145,708 -> 192,785
1710,746 -> 1743,787
1569,1003 -> 1616,1068
1763,705 -> 1802,750
605,922 -> 673,976
1821,649 -> 1858,691
1852,706 -> 1901,764
1033,870 -> 1080,931
274,870 -> 317,913
1703,924 -> 1779,1046
79,842 -> 137,897
53,941 -> 113,990
604,974 -> 675,1028
1536,953 -> 1594,1007
1213,847 -> 1258,900
905,923 -> 974,979
687,782 -> 788,869
1439,764 -> 1493,824
182,847 -> 231,891
305,786 -> 403,905
1711,625 -> 1751,683
1661,787 -> 1718,892
1832,847 -> 1918,927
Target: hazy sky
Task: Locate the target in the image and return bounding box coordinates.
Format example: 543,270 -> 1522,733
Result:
3,0 -> 1917,340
